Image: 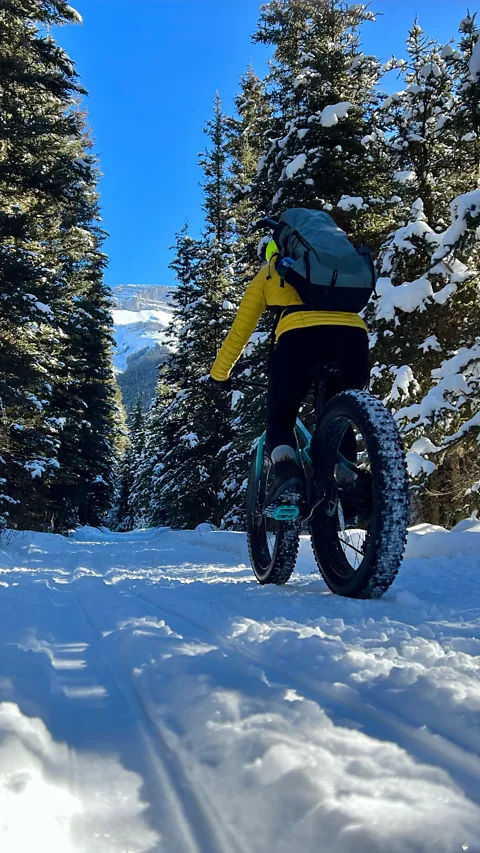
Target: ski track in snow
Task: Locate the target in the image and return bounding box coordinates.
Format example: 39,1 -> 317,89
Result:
0,524 -> 479,852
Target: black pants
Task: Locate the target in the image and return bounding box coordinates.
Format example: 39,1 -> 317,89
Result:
266,325 -> 370,457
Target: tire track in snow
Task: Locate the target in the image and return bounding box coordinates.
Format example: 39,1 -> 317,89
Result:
127,588 -> 480,805
75,587 -> 248,853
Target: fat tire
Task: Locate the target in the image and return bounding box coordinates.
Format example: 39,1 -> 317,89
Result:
246,451 -> 300,585
309,390 -> 409,599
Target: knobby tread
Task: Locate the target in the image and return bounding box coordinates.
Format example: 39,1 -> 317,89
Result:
246,454 -> 300,585
310,390 -> 409,599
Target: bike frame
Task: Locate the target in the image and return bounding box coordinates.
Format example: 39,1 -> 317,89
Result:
254,418 -> 314,484
254,417 -> 357,488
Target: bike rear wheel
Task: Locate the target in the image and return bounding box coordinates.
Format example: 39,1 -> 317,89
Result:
246,446 -> 300,585
309,390 -> 409,599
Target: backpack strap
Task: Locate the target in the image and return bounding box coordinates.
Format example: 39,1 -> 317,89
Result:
268,307 -> 282,361
304,251 -> 311,285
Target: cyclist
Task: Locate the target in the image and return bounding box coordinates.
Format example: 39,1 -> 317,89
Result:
209,238 -> 370,513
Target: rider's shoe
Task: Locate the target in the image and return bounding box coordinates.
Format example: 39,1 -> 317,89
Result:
263,446 -> 306,520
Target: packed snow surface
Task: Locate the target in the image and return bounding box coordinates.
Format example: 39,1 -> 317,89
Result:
0,522 -> 479,852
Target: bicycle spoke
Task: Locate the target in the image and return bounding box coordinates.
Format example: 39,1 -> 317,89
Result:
338,535 -> 365,558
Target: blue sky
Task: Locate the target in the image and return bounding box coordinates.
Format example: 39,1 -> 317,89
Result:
57,1 -> 476,287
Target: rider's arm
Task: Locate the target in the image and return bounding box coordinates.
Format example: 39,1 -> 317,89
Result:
210,266 -> 268,382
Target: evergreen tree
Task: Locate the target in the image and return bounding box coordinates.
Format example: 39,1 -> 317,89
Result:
252,0 -> 395,248
145,99 -> 238,528
219,69 -> 274,527
368,17 -> 480,525
0,1 -> 119,531
110,399 -> 145,531
219,0 -> 399,527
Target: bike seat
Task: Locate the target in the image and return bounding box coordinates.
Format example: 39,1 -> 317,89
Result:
311,361 -> 342,382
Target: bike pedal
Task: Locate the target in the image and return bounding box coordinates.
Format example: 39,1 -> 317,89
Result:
272,504 -> 300,521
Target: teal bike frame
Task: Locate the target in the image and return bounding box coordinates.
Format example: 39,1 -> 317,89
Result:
254,417 -> 358,522
254,418 -> 313,484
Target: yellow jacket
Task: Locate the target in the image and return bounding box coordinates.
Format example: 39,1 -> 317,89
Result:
210,263 -> 367,382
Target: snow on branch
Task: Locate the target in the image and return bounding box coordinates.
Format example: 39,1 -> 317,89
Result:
395,342 -> 480,444
433,189 -> 480,261
320,102 -> 352,127
284,153 -> 307,179
469,38 -> 480,80
375,277 -> 433,321
65,4 -> 83,24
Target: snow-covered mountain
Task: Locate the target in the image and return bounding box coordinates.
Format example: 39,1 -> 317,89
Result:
110,284 -> 174,373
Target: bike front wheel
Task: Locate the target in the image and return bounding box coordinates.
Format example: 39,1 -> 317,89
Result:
246,445 -> 300,585
309,390 -> 409,599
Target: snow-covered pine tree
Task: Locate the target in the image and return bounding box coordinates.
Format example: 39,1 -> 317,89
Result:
219,68 -> 274,527
0,0 -> 82,529
141,226 -> 204,528
137,365 -> 171,528
368,17 -> 480,525
218,0 -> 400,528
109,400 -> 145,531
0,1 -> 119,532
252,0 -> 396,248
108,448 -> 135,532
146,98 -> 238,529
48,125 -> 119,530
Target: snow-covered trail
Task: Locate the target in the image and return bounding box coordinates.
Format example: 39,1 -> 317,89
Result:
0,523 -> 479,853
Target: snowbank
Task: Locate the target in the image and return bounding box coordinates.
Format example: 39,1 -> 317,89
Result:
405,518 -> 480,558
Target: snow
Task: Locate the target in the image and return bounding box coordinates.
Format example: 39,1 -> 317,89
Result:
432,281 -> 457,305
394,170 -> 416,183
432,342 -> 480,381
460,15 -> 474,32
406,451 -> 436,477
112,309 -> 172,372
419,335 -> 441,352
110,286 -> 173,372
34,301 -> 54,319
0,524 -> 479,851
180,431 -> 198,448
361,134 -> 375,146
113,308 -> 172,327
66,4 -> 83,24
375,276 -> 433,321
420,62 -> 442,79
337,194 -> 365,211
395,369 -> 473,429
435,114 -> 448,133
383,91 -> 404,109
410,436 -> 441,454
433,189 -> 480,261
284,152 -> 307,179
469,38 -> 480,79
386,365 -> 419,402
441,44 -> 456,59
320,102 -> 352,127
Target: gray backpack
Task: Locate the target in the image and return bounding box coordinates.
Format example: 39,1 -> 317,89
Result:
271,208 -> 376,313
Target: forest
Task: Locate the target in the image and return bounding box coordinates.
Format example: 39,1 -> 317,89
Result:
1,0 -> 479,534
